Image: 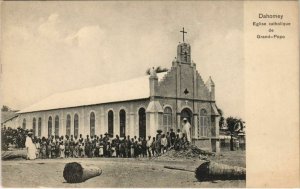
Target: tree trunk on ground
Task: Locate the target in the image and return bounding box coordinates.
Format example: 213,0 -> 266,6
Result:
2,150 -> 27,160
63,162 -> 102,183
195,161 -> 246,181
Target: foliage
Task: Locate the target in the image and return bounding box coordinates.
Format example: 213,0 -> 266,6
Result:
217,108 -> 225,127
146,66 -> 169,75
226,117 -> 245,151
226,117 -> 245,134
1,105 -> 11,112
219,117 -> 225,128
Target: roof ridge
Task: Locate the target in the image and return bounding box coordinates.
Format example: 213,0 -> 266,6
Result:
51,74 -> 151,96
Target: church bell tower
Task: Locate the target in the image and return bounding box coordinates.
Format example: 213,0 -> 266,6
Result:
177,27 -> 191,64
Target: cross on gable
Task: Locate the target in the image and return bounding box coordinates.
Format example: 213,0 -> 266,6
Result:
180,27 -> 187,42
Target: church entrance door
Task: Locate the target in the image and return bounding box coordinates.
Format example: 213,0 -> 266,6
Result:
180,108 -> 193,138
138,108 -> 146,139
180,108 -> 193,124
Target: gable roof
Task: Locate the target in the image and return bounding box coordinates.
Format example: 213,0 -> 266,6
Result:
19,72 -> 167,114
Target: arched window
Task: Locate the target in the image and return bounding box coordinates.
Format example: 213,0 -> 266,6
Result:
163,107 -> 172,133
138,108 -> 146,139
90,112 -> 95,136
119,109 -> 126,137
22,118 -> 26,129
74,114 -> 79,137
55,116 -> 59,137
38,117 -> 42,137
32,118 -> 36,136
66,114 -> 71,137
48,116 -> 52,137
108,110 -> 114,136
199,109 -> 209,137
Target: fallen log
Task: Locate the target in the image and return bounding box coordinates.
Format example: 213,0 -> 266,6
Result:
2,150 -> 27,160
195,161 -> 246,181
63,162 -> 102,183
164,165 -> 194,172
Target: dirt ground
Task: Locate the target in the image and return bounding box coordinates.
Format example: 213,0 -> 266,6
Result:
1,150 -> 245,188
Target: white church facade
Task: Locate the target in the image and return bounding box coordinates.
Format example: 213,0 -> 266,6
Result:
18,34 -> 221,152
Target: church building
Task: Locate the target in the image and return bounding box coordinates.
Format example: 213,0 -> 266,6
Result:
18,30 -> 221,152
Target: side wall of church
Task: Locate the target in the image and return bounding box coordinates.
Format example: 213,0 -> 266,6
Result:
18,99 -> 151,139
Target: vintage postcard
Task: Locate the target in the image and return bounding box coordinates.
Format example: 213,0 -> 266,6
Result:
0,0 -> 299,188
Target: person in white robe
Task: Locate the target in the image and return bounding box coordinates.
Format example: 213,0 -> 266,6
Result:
182,118 -> 191,143
25,132 -> 37,160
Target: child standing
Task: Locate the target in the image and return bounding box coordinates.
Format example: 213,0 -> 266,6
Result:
41,137 -> 47,159
35,138 -> 41,158
99,142 -> 104,157
59,141 -> 65,158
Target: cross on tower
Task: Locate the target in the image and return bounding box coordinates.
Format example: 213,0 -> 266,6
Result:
180,27 -> 187,42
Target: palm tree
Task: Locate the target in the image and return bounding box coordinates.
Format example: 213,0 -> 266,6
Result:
226,117 -> 245,151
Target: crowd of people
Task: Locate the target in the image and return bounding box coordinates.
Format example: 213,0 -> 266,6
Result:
2,118 -> 192,160
1,126 -> 26,150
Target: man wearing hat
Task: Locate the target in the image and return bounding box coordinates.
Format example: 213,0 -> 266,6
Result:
182,118 -> 191,143
25,131 -> 37,160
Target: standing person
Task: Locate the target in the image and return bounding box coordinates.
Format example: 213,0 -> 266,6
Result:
47,138 -> 52,158
35,138 -> 41,159
115,135 -> 120,157
99,141 -> 104,157
95,136 -> 100,157
59,141 -> 65,158
120,140 -> 125,158
74,135 -> 79,158
170,129 -> 176,147
40,137 -> 47,159
25,131 -> 37,160
176,129 -> 183,139
55,136 -> 60,158
161,134 -> 168,154
141,137 -> 147,157
107,142 -> 112,157
64,135 -> 70,158
111,140 -> 116,158
85,135 -> 91,158
90,136 -> 96,158
182,118 -> 191,143
146,136 -> 152,157
151,137 -> 156,157
103,133 -> 109,157
166,132 -> 171,149
126,135 -> 131,158
130,138 -> 135,158
155,130 -> 162,155
137,138 -> 142,157
50,137 -> 56,158
174,134 -> 181,150
69,135 -> 75,158
78,134 -> 84,157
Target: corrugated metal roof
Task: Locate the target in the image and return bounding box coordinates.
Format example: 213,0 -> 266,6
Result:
19,72 -> 167,114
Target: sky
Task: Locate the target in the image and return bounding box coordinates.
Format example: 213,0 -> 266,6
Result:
1,1 -> 244,118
